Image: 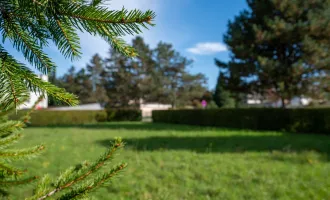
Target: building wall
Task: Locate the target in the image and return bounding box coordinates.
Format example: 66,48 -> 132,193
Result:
49,103 -> 103,111
140,103 -> 171,118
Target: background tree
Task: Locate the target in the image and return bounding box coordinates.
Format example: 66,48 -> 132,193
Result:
0,0 -> 155,198
154,42 -> 207,107
104,48 -> 141,108
176,73 -> 208,107
131,37 -> 160,103
214,72 -> 235,108
86,54 -> 108,104
217,0 -> 330,108
58,67 -> 93,104
55,37 -> 208,109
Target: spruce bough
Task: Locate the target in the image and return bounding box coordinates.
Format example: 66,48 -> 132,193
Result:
0,0 -> 155,198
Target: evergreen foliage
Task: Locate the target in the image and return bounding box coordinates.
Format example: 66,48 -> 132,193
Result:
55,37 -> 208,108
213,72 -> 235,108
86,54 -> 108,104
0,0 -> 154,198
217,0 -> 330,108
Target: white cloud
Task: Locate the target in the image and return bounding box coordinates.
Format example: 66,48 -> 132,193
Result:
187,42 -> 227,55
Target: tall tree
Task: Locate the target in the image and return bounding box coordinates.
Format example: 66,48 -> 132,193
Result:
86,54 -> 108,104
0,0 -> 154,198
155,42 -> 194,107
177,73 -> 208,107
131,37 -> 159,103
214,72 -> 235,108
104,48 -> 140,108
87,54 -> 103,92
58,66 -> 94,104
217,0 -> 330,108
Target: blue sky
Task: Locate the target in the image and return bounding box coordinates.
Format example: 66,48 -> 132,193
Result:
4,0 -> 248,90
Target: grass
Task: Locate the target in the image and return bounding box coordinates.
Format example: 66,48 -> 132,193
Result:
10,122 -> 330,200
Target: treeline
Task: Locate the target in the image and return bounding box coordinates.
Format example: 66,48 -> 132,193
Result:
214,0 -> 330,108
50,37 -> 209,108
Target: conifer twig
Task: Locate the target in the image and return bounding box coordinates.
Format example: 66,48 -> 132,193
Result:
37,139 -> 124,200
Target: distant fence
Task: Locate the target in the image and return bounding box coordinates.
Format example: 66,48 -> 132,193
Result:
152,108 -> 330,134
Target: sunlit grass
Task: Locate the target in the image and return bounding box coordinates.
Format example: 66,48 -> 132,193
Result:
12,122 -> 330,200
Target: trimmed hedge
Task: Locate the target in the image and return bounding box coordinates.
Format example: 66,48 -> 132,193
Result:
152,108 -> 330,134
9,110 -> 107,126
9,109 -> 142,126
106,109 -> 142,121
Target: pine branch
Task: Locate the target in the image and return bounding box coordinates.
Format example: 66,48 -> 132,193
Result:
35,138 -> 124,200
47,18 -> 81,60
0,47 -> 78,106
21,95 -> 44,125
61,5 -> 154,26
0,145 -> 45,160
0,72 -> 29,110
57,163 -> 127,200
28,175 -> 51,200
98,28 -> 137,57
0,162 -> 26,176
0,176 -> 38,186
2,18 -> 55,74
6,76 -> 18,109
0,133 -> 22,150
0,121 -> 24,137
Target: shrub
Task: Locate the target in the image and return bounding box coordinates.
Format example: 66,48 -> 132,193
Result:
9,110 -> 107,126
106,109 -> 142,121
152,108 -> 330,134
95,111 -> 108,122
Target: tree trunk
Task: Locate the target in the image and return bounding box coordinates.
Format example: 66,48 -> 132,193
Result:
280,97 -> 286,109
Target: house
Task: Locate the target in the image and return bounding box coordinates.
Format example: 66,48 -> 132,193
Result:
140,102 -> 171,118
245,93 -> 312,107
18,75 -> 48,110
246,94 -> 262,105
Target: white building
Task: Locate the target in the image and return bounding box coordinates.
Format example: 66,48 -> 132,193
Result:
18,75 -> 48,110
49,103 -> 103,111
140,103 -> 171,118
48,99 -> 171,118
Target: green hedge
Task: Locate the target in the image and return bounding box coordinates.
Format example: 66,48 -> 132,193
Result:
152,109 -> 330,134
9,110 -> 107,126
106,109 -> 142,121
9,109 -> 142,126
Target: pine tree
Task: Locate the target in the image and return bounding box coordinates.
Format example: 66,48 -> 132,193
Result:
214,72 -> 235,108
217,0 -> 330,108
177,73 -> 208,107
0,0 -> 154,198
131,37 -> 159,103
104,48 -> 140,108
86,54 -> 108,104
58,67 -> 94,104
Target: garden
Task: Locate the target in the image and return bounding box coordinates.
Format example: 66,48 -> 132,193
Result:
2,0 -> 330,199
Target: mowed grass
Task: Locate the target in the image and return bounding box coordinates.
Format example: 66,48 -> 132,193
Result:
11,122 -> 330,200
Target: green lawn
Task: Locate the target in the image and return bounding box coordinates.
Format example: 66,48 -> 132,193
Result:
11,123 -> 330,200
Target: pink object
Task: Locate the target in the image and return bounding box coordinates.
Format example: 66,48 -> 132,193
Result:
201,100 -> 207,108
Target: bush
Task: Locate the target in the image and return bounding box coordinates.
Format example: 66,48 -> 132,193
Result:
152,108 -> 330,134
9,110 -> 107,126
106,109 -> 142,121
95,112 -> 108,122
